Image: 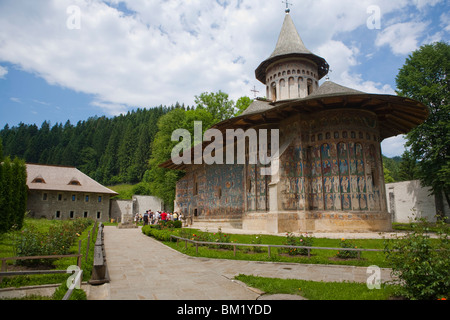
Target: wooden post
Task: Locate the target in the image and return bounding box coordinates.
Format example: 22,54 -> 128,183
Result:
233,245 -> 236,257
86,231 -> 91,262
196,242 -> 199,255
77,240 -> 82,268
307,248 -> 311,258
268,246 -> 271,258
0,259 -> 6,284
185,240 -> 187,250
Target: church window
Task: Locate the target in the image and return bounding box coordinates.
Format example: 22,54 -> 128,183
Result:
271,82 -> 277,101
307,79 -> 313,95
58,194 -> 63,201
43,193 -> 48,201
72,195 -> 76,201
326,132 -> 331,139
334,132 -> 339,139
343,131 -> 348,138
351,131 -> 356,139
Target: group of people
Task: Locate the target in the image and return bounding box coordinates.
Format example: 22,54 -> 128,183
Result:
135,210 -> 183,226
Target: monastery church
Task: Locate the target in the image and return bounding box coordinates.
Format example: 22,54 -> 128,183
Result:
161,10 -> 428,233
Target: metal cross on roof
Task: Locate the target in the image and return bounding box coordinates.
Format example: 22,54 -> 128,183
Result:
251,86 -> 260,98
282,0 -> 293,13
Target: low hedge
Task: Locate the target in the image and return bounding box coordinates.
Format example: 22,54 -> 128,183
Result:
142,225 -> 177,242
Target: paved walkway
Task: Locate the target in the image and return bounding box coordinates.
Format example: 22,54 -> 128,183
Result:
87,226 -> 394,300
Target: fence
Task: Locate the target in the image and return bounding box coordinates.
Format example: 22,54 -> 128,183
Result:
0,221 -> 98,300
170,235 -> 384,260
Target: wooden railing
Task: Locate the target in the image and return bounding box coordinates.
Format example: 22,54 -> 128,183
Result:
170,235 -> 384,260
0,221 -> 99,300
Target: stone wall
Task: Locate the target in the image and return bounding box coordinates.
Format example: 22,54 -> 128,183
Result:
27,190 -> 112,222
386,180 -> 449,223
110,195 -> 164,223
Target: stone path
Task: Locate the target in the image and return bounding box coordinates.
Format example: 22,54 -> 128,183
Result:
86,226 -> 394,300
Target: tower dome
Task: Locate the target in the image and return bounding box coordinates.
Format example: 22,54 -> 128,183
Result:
255,12 -> 329,101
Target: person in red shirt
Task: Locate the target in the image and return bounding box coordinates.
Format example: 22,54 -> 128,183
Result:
160,211 -> 167,221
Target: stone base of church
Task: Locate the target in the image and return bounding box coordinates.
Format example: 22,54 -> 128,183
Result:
242,211 -> 392,234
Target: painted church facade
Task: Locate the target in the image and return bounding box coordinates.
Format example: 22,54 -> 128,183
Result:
161,12 -> 428,233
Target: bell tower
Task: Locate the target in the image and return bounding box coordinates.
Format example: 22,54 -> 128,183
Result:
255,11 -> 329,102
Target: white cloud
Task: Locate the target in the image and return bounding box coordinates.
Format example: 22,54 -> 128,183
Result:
381,135 -> 408,157
0,65 -> 7,78
0,0 -> 442,116
375,21 -> 429,55
10,97 -> 22,103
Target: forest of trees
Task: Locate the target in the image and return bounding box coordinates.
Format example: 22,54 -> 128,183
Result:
0,105 -> 173,186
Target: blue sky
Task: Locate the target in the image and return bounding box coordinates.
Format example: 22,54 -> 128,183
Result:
0,0 -> 448,157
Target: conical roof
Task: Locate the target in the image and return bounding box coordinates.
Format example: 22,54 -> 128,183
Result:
255,13 -> 329,83
270,12 -> 313,58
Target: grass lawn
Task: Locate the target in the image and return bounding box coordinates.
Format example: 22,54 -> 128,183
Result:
161,228 -> 391,268
0,218 -> 98,289
235,274 -> 400,300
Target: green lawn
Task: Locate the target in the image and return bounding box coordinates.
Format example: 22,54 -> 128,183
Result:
155,228 -> 392,268
235,274 -> 400,300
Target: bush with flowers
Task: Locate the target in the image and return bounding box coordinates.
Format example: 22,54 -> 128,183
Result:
336,238 -> 359,259
14,218 -> 93,266
284,232 -> 314,256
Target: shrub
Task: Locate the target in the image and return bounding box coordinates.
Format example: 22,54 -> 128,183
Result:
384,218 -> 449,300
213,227 -> 231,249
14,219 -> 93,266
142,225 -> 176,242
251,235 -> 264,253
336,238 -> 359,259
284,232 -> 314,256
